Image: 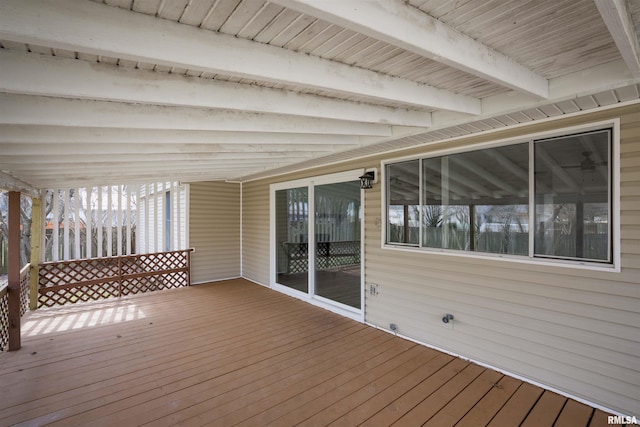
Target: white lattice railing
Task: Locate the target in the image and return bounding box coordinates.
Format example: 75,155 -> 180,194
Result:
38,250 -> 192,308
0,263 -> 30,351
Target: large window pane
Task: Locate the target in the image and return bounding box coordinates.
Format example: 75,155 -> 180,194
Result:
315,181 -> 361,309
534,129 -> 611,262
275,187 -> 309,291
422,143 -> 529,254
387,160 -> 419,245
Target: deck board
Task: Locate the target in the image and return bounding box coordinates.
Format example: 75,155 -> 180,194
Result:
455,375 -> 522,426
520,390 -> 567,426
0,279 -> 616,426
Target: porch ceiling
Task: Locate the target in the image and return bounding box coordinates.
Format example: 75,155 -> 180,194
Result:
0,0 -> 639,190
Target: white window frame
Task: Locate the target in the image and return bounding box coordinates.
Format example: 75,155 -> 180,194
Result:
381,120 -> 621,272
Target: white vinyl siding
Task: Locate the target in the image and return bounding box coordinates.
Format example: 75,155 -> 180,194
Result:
189,181 -> 240,284
242,180 -> 271,286
241,104 -> 639,417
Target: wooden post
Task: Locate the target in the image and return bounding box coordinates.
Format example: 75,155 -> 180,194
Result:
7,191 -> 21,351
29,197 -> 42,311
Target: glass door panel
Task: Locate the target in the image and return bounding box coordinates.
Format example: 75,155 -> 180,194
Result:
275,187 -> 309,292
314,181 -> 361,309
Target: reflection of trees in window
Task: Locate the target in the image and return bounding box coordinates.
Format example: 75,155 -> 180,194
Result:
475,204 -> 528,255
535,129 -> 610,262
387,160 -> 419,245
386,127 -> 612,264
419,142 -> 529,255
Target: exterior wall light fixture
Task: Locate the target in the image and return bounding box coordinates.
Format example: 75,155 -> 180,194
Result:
359,171 -> 376,189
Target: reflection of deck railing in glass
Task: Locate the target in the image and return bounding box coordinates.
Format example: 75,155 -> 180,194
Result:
282,241 -> 360,274
392,224 -> 607,260
37,249 -> 192,308
0,263 -> 30,351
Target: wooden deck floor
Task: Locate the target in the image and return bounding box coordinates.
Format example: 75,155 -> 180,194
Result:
0,279 -> 614,426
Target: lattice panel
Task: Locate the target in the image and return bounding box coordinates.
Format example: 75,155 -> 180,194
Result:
122,271 -> 188,296
38,250 -> 192,308
39,281 -> 120,308
284,241 -> 360,273
20,268 -> 30,316
40,258 -> 120,287
121,251 -> 188,276
0,289 -> 9,352
283,242 -> 309,274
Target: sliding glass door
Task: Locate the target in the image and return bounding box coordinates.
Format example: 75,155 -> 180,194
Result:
271,171 -> 363,317
275,187 -> 309,293
314,181 -> 361,309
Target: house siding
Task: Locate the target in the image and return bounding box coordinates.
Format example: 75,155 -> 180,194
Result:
241,104 -> 640,416
189,181 -> 240,284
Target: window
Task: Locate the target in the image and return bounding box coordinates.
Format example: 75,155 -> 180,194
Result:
387,160 -> 419,245
534,129 -> 611,262
422,143 -> 529,255
385,127 -> 613,265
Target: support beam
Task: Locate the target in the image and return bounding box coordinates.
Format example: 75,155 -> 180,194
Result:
7,191 -> 21,351
0,124 -> 360,146
0,171 -> 39,198
0,94 -> 394,137
0,152 -> 322,165
1,159 -> 322,172
272,0 -> 548,98
434,60 -> 640,130
0,142 -> 345,156
0,50 -> 431,127
0,0 -> 479,114
595,0 -> 640,78
16,169 -> 277,186
29,197 -> 41,311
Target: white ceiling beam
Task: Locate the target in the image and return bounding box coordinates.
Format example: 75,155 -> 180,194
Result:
12,166 -> 283,181
14,171 -> 258,188
2,159 -> 309,172
0,0 -> 479,114
0,143 -> 345,156
0,152 -> 321,165
594,0 -> 640,78
0,171 -> 41,196
0,94 -> 393,137
18,169 -> 266,179
17,173 -> 256,189
0,125 -> 360,146
0,50 -> 430,127
272,0 -> 548,99
432,60 -> 640,129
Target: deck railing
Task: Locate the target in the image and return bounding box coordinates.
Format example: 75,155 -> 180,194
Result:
0,282 -> 8,351
38,249 -> 193,308
282,241 -> 360,273
0,263 -> 30,351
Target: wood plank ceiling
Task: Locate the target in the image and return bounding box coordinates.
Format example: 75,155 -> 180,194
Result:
0,0 -> 639,189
